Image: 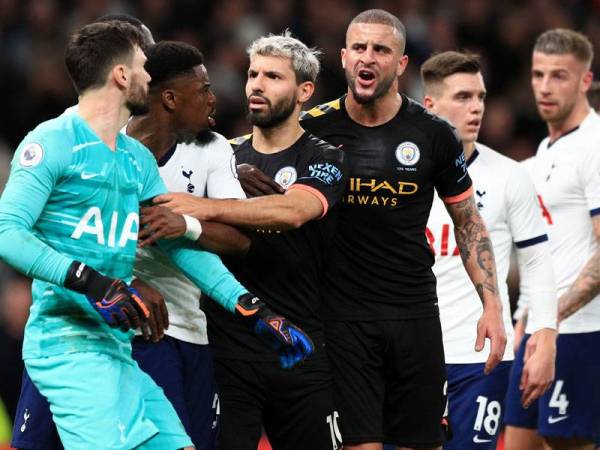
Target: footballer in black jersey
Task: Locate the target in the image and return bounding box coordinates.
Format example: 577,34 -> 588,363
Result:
205,131 -> 345,360
301,93 -> 472,320
234,10 -> 506,450
154,32 -> 347,450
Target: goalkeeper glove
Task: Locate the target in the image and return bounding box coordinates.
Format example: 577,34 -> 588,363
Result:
64,261 -> 150,331
235,293 -> 314,369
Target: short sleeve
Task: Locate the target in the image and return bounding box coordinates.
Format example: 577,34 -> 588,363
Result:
288,145 -> 347,218
578,145 -> 600,216
506,163 -> 549,248
433,124 -> 473,203
206,134 -> 246,199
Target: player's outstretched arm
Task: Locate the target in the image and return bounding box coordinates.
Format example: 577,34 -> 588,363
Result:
557,215 -> 600,322
445,194 -> 507,374
153,189 -> 325,230
138,205 -> 250,255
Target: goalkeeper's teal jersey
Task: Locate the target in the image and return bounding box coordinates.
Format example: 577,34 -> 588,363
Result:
0,113 -> 166,360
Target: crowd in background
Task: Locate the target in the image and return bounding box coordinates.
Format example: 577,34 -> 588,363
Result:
0,0 -> 599,434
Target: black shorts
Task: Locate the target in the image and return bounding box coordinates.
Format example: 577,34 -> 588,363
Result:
324,317 -> 448,447
213,355 -> 341,450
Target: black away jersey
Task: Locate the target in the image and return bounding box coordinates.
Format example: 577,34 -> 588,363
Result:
301,95 -> 473,320
203,132 -> 346,360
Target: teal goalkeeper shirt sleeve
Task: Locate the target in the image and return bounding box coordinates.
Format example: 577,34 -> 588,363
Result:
157,238 -> 248,312
135,142 -> 248,312
0,138 -> 74,285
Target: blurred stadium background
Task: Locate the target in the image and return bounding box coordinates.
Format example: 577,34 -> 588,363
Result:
0,0 -> 599,448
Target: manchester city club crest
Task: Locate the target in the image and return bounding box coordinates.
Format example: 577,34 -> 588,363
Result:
395,141 -> 420,166
274,166 -> 297,189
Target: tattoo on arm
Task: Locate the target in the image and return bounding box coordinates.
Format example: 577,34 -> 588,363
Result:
448,195 -> 499,302
558,246 -> 600,322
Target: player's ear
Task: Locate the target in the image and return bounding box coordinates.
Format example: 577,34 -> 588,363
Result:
161,89 -> 177,111
397,54 -> 409,77
112,65 -> 128,89
582,70 -> 593,93
423,95 -> 435,111
341,48 -> 346,69
297,81 -> 315,104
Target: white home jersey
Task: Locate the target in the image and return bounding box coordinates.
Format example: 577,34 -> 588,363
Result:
133,133 -> 245,344
522,111 -> 600,334
428,144 -> 548,363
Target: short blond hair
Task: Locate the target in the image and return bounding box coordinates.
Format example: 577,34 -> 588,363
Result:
247,30 -> 321,83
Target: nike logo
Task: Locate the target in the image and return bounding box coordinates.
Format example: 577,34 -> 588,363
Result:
81,172 -> 100,180
548,415 -> 568,424
473,435 -> 492,443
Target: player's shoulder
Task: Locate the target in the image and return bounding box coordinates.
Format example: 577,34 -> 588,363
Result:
204,132 -> 234,154
475,143 -> 520,170
119,132 -> 156,164
21,114 -> 80,155
403,97 -> 460,139
228,133 -> 252,150
303,132 -> 345,164
300,97 -> 344,122
574,111 -> 600,152
27,113 -> 77,141
13,115 -> 82,169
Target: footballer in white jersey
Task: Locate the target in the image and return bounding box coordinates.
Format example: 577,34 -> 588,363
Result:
133,132 -> 245,345
504,29 -> 600,450
13,41 -> 248,450
421,51 -> 558,450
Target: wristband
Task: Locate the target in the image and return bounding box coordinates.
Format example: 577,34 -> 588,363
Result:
183,214 -> 203,241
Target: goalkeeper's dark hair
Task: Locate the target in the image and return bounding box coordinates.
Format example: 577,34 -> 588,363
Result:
96,13 -> 144,27
95,13 -> 154,49
145,41 -> 204,92
350,9 -> 406,53
65,21 -> 147,94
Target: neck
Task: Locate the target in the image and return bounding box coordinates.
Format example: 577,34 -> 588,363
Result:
252,114 -> 304,154
547,99 -> 590,143
345,87 -> 402,127
463,141 -> 476,159
127,112 -> 177,163
77,88 -> 131,150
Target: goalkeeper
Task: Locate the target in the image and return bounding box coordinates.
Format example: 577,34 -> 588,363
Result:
0,22 -> 311,450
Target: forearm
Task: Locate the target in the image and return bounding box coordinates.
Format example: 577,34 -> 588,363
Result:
157,237 -> 248,312
448,196 -> 501,309
193,196 -> 306,230
557,247 -> 600,322
197,222 -> 251,256
516,242 -> 557,331
0,221 -> 72,286
455,227 -> 501,308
